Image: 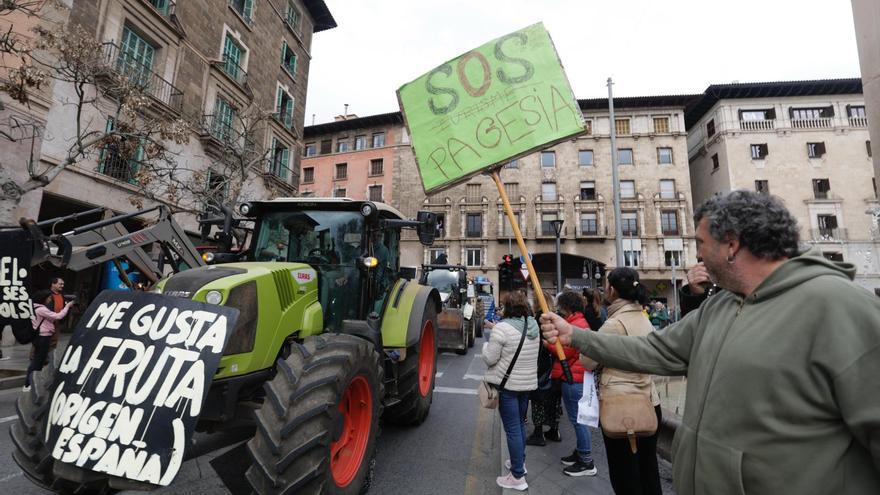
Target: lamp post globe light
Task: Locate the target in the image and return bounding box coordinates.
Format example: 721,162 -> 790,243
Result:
551,219 -> 564,294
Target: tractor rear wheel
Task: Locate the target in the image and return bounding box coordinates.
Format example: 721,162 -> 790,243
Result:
247,334 -> 383,495
384,304 -> 438,425
467,318 -> 476,348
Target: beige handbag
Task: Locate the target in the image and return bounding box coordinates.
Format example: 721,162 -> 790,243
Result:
478,317 -> 528,409
598,319 -> 658,453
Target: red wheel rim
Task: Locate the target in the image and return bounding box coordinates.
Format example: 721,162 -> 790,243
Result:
330,375 -> 373,487
418,320 -> 436,397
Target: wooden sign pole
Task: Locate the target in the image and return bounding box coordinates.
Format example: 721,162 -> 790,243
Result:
490,170 -> 573,382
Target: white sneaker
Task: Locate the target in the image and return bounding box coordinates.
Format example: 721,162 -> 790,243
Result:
22,385 -> 31,392
504,459 -> 527,475
496,472 -> 528,491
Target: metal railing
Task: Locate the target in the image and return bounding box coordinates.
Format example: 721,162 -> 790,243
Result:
740,119 -> 775,131
101,42 -> 182,111
99,148 -> 140,184
200,114 -> 255,154
792,118 -> 833,129
146,0 -> 175,18
811,228 -> 847,241
275,110 -> 293,129
849,116 -> 869,127
217,55 -> 247,86
267,157 -> 291,182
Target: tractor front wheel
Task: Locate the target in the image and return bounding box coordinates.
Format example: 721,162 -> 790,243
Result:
247,334 -> 383,495
384,304 -> 438,425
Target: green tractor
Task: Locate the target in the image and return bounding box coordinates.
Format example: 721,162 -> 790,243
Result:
13,198 -> 442,494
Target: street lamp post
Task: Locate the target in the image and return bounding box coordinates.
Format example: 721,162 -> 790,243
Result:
551,219 -> 564,294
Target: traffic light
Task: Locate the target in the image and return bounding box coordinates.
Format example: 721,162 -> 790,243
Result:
499,254 -> 513,291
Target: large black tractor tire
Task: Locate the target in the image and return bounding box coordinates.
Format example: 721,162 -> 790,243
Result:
467,318 -> 476,349
383,304 -> 438,426
247,334 -> 384,495
11,345 -> 125,494
475,299 -> 484,339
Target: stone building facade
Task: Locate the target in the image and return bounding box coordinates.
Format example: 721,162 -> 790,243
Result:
2,0 -> 334,303
302,96 -> 699,308
852,0 -> 880,183
686,79 -> 880,292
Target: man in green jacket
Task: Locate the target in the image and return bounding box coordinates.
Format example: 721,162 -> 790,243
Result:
541,190 -> 880,495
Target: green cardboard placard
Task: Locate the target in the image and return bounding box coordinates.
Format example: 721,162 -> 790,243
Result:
398,22 -> 585,194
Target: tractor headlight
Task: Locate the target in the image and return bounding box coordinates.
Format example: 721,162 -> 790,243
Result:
202,252 -> 215,263
362,257 -> 378,269
239,202 -> 252,215
360,202 -> 375,217
205,290 -> 223,305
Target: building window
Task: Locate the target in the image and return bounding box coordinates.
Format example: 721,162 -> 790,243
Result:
740,109 -> 776,121
750,143 -> 768,160
823,252 -> 844,262
792,107 -> 833,120
502,212 -> 521,237
211,96 -> 237,142
706,119 -> 715,137
584,120 -> 593,135
504,182 -> 519,200
665,250 -> 683,267
206,170 -> 229,204
505,159 -> 518,168
618,148 -> 633,165
372,132 -> 385,148
369,184 -> 383,202
755,180 -> 769,194
812,178 -> 830,199
653,117 -> 669,133
661,210 -> 679,235
229,0 -> 253,22
849,105 -> 867,118
580,212 -> 598,235
868,140 -> 872,157
354,135 -> 367,150
334,188 -> 346,198
269,138 -> 291,180
620,180 -> 635,199
711,153 -> 719,171
118,26 -> 156,86
465,247 -> 482,268
541,212 -> 559,236
285,1 -> 300,30
657,147 -> 673,165
302,167 -> 314,183
621,211 -> 638,236
659,179 -> 676,199
615,119 -> 630,135
541,182 -> 557,201
817,214 -> 838,237
336,139 -> 349,153
580,181 -> 596,200
624,247 -> 640,267
222,34 -> 246,84
281,41 -> 297,76
320,139 -> 332,154
304,142 -> 316,157
466,183 -> 480,202
275,87 -> 294,129
807,142 -> 826,158
335,163 -> 348,180
99,118 -> 142,184
148,0 -> 171,15
369,158 -> 384,176
541,150 -> 556,168
435,213 -> 446,238
429,248 -> 446,263
466,213 -> 482,238
579,149 -> 594,167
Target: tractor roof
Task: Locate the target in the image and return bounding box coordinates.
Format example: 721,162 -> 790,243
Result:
248,197 -> 407,220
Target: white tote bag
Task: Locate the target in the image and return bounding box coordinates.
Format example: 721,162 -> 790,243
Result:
577,371 -> 600,427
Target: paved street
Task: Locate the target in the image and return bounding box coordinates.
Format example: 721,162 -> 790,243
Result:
0,336 -> 674,494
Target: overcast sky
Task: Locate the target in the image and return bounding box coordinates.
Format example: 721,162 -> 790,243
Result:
304,0 -> 860,125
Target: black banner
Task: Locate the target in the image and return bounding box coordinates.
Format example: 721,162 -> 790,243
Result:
45,290 -> 239,486
0,229 -> 34,336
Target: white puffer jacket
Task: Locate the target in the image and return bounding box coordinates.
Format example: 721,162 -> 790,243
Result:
482,316 -> 539,392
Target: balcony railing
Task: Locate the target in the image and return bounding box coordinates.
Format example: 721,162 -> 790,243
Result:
101,43 -> 183,112
811,228 -> 847,241
200,114 -> 255,154
740,119 -> 775,131
146,0 -> 175,18
275,110 -> 293,129
217,55 -> 247,87
849,116 -> 868,127
99,147 -> 140,184
792,118 -> 833,129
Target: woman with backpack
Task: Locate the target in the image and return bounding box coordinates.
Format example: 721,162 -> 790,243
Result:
25,290 -> 73,392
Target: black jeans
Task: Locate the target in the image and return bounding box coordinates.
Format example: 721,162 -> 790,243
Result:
26,335 -> 52,387
602,405 -> 663,495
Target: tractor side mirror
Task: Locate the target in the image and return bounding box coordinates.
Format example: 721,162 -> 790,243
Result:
416,211 -> 437,246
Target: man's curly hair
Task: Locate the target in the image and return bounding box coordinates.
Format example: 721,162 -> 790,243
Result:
694,190 -> 800,260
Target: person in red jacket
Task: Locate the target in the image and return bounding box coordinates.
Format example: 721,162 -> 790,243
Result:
550,290 -> 597,477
